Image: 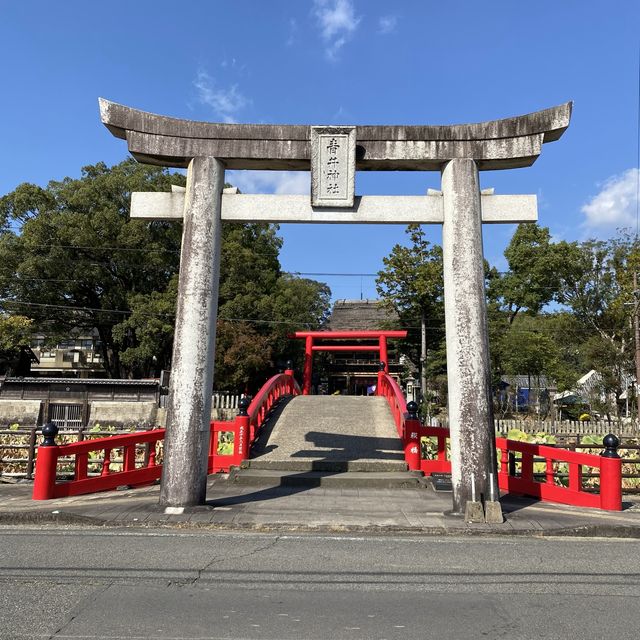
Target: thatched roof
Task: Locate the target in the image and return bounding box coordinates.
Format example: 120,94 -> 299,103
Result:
328,299 -> 399,331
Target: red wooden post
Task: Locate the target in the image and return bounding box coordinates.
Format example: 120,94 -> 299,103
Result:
376,361 -> 385,396
124,444 -> 136,472
148,444 -> 157,467
499,445 -> 509,477
101,448 -> 112,476
285,361 -> 294,393
521,452 -> 534,483
569,462 -> 582,491
545,457 -> 554,485
303,335 -> 313,395
404,401 -> 421,471
32,422 -> 59,501
235,397 -> 251,462
379,336 -> 388,372
75,452 -> 88,480
438,434 -> 448,462
600,434 -> 622,511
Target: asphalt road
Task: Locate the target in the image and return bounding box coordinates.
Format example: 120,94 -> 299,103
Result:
1,527 -> 639,639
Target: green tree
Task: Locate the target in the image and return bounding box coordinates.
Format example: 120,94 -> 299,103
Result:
376,225 -> 444,397
556,235 -> 636,417
0,160 -> 332,385
0,314 -> 34,374
489,223 -> 574,324
0,159 -> 185,377
112,276 -> 179,377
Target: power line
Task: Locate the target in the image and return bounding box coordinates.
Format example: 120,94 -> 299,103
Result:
0,300 -> 596,337
9,244 -> 180,254
637,41 -> 640,241
288,272 -> 377,277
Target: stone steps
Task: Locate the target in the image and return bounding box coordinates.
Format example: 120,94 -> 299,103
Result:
228,467 -> 426,489
244,459 -> 409,473
229,395 -> 424,490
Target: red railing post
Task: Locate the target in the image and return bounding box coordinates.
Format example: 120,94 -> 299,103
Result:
285,362 -> 295,393
600,434 -> 622,511
123,444 -> 136,472
101,448 -> 112,476
404,401 -> 421,471
75,452 -> 88,481
32,422 -> 59,501
379,336 -> 388,372
148,442 -> 157,467
235,397 -> 251,462
303,336 -> 313,395
376,361 -> 385,395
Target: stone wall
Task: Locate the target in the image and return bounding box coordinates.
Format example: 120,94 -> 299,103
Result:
0,399 -> 235,429
0,399 -> 42,427
87,401 -> 158,429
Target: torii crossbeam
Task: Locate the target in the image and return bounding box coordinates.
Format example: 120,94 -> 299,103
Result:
100,98 -> 571,520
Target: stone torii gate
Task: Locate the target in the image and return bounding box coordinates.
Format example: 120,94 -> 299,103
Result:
100,98 -> 571,520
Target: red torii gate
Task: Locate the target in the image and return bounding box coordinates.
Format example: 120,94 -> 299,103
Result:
291,330 -> 407,395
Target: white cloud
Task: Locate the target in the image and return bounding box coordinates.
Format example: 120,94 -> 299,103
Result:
286,18 -> 298,46
378,15 -> 397,34
193,69 -> 249,123
313,0 -> 360,60
228,171 -> 310,195
581,168 -> 639,232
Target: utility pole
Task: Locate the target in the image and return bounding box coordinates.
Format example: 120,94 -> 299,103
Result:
634,272 -> 640,416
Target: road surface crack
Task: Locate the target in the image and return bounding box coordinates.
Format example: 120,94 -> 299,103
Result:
48,582 -> 112,638
172,535 -> 282,586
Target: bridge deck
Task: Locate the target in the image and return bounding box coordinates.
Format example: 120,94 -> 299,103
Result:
252,396 -> 406,470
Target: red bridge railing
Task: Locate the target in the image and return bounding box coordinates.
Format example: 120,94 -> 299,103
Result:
33,368 -> 300,500
494,435 -> 622,511
376,370 -> 422,471
32,427 -> 165,500
377,372 -> 622,511
208,369 -> 301,472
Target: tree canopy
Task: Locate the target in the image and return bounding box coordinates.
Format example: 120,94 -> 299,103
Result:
376,221 -> 638,419
0,159 -> 331,388
376,224 -> 445,396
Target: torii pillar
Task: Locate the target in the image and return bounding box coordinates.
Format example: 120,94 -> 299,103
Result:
99,98 -> 571,518
441,159 -> 497,515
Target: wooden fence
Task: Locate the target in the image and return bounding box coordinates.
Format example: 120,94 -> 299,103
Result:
0,427 -> 153,480
160,391 -> 242,409
427,418 -> 640,438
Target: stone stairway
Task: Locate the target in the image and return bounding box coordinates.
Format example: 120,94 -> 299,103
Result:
229,396 -> 426,488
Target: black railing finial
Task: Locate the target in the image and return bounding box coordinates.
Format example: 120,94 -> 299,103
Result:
238,396 -> 250,417
41,421 -> 59,447
406,401 -> 419,420
601,433 -> 620,458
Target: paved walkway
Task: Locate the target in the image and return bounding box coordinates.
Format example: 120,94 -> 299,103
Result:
255,396 -> 405,467
2,476 -> 640,537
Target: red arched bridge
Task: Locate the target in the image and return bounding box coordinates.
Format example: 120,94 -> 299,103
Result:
32,332 -> 622,512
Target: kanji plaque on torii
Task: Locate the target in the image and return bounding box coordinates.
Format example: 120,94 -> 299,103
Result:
310,126 -> 356,207
100,98 -> 571,521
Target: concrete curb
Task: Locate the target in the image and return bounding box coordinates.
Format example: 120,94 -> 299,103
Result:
2,510 -> 640,539
0,511 -> 103,526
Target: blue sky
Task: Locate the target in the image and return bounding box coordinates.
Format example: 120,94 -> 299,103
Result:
1,0 -> 639,301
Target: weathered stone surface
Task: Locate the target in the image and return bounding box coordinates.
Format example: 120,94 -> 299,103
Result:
441,158 -> 500,517
159,156 -> 224,508
87,401 -> 157,429
464,501 -> 485,523
484,500 -> 504,524
131,192 -> 538,224
100,98 -> 571,170
0,400 -> 41,427
310,126 -> 356,207
254,396 -> 406,468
